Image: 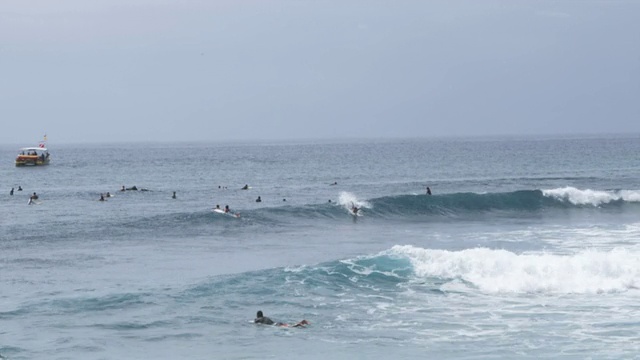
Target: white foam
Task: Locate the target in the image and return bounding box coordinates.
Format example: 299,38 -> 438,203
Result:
542,186 -> 640,206
388,245 -> 640,294
337,191 -> 371,210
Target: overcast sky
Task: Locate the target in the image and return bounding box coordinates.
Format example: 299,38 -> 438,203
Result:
1,0 -> 639,144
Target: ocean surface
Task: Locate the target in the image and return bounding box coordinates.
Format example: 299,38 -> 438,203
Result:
1,135 -> 640,359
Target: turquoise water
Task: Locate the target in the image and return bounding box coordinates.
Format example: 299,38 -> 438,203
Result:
1,135 -> 640,359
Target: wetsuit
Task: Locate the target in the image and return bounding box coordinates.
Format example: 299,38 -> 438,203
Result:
254,316 -> 275,325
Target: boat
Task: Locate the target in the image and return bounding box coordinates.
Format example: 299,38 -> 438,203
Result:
15,146 -> 50,166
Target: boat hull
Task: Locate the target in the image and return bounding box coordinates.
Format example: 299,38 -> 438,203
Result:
15,155 -> 50,166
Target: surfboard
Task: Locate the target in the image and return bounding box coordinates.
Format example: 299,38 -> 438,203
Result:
213,208 -> 240,218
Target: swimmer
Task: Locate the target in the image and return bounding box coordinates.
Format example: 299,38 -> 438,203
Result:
254,311 -> 309,328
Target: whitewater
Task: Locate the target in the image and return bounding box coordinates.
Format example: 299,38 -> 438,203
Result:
1,135 -> 640,359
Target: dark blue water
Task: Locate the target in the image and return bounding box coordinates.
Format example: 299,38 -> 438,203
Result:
2,135 -> 640,359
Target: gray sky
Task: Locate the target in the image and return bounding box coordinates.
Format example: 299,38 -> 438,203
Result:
1,0 -> 639,144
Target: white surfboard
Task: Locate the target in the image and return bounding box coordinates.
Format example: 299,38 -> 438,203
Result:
213,208 -> 240,218
348,208 -> 362,217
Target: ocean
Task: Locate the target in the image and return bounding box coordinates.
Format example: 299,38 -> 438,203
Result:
1,135 -> 640,359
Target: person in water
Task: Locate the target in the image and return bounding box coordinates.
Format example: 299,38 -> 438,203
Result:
256,196 -> 262,203
254,311 -> 309,328
351,202 -> 359,214
426,186 -> 432,195
241,184 -> 249,190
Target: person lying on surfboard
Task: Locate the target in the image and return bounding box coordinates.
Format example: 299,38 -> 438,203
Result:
254,311 -> 309,328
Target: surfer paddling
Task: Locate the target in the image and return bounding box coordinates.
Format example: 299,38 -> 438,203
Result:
254,310 -> 309,328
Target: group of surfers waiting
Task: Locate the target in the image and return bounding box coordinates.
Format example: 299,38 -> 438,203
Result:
13,182 -> 434,214
8,186 -> 40,205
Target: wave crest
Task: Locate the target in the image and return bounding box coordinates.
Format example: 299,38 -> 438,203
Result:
389,245 -> 640,294
542,186 -> 640,206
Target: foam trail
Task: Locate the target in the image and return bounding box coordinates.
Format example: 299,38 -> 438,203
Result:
388,245 -> 640,294
542,187 -> 640,206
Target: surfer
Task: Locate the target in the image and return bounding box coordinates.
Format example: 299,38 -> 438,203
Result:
120,185 -> 126,192
330,181 -> 337,186
99,194 -> 105,201
18,186 -> 22,191
106,192 -> 111,198
172,191 -> 177,199
215,204 -> 221,210
351,203 -> 359,215
254,311 -> 309,328
10,188 -> 14,195
241,184 -> 249,190
28,193 -> 38,205
224,205 -> 230,213
426,186 -> 432,195
32,192 -> 39,200
256,196 -> 262,203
